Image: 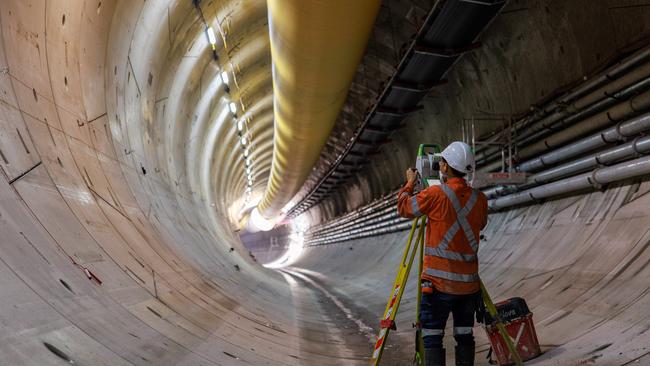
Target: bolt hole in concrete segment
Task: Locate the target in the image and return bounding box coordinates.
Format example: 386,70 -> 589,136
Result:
59,279 -> 74,294
43,342 -> 75,364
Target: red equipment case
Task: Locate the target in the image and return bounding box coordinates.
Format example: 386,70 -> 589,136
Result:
484,297 -> 541,365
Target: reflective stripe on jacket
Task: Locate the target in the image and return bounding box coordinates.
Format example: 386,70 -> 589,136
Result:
397,177 -> 488,295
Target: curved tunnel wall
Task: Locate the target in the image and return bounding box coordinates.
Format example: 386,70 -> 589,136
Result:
0,0 -> 372,365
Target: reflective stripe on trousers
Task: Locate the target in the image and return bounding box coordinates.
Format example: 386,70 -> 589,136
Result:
453,327 -> 473,335
422,329 -> 444,337
420,291 -> 478,348
422,328 -> 472,336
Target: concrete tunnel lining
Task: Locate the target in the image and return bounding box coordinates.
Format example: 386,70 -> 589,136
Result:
0,0 -> 359,364
2,0 -> 650,365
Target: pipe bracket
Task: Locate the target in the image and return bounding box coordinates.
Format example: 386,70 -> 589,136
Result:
632,136 -> 645,157
615,120 -> 628,140
538,156 -> 548,168
606,111 -> 620,123
594,155 -> 603,165
527,192 -> 537,202
604,91 -> 623,102
589,169 -> 603,190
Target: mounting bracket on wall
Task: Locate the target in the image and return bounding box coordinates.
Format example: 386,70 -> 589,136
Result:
462,116 -> 528,188
472,171 -> 527,189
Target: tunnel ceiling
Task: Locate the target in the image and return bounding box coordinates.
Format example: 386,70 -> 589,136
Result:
125,0 -> 275,227
95,0 -> 511,231
286,0 -> 507,220
298,0 -> 650,224
104,0 -> 440,230
284,0 -> 435,214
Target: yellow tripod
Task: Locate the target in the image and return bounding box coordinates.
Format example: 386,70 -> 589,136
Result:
368,214 -> 523,365
369,215 -> 427,365
369,145 -> 523,365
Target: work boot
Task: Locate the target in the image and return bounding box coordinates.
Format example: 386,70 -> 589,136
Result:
425,347 -> 445,366
455,344 -> 475,366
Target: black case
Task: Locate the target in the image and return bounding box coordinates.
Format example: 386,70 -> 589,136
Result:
485,297 -> 531,325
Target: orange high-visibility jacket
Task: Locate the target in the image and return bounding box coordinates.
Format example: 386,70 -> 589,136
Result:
397,177 -> 488,295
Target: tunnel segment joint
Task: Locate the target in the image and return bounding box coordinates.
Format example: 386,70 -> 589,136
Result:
413,42 -> 482,58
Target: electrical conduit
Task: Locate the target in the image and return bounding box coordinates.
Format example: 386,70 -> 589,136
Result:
489,155 -> 650,210
483,111 -> 650,198
475,46 -> 650,165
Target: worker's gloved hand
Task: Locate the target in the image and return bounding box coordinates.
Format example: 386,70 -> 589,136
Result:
405,168 -> 419,185
475,293 -> 486,324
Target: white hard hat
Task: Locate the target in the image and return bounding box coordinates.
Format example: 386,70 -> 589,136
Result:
441,141 -> 475,174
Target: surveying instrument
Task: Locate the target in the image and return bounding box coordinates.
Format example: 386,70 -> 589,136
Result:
368,144 -> 523,366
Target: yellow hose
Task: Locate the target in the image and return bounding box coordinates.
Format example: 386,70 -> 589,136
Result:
258,0 -> 381,218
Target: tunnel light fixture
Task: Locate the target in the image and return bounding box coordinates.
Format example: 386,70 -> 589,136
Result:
229,102 -> 237,114
237,116 -> 254,212
221,71 -> 229,85
206,27 -> 217,48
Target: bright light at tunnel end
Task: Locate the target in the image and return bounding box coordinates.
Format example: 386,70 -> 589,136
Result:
250,207 -> 277,232
264,215 -> 310,269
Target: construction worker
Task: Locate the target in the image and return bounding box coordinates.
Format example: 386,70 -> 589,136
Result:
397,141 -> 488,366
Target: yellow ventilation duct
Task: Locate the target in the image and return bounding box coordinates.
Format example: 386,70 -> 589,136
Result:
257,0 -> 381,219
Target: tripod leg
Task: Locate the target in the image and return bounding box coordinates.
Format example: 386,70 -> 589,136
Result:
370,217 -> 425,365
479,281 -> 523,366
414,218 -> 426,365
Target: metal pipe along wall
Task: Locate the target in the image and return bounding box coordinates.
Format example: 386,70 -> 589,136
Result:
489,155 -> 650,209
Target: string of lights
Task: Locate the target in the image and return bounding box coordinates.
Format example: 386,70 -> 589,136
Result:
193,0 -> 255,207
